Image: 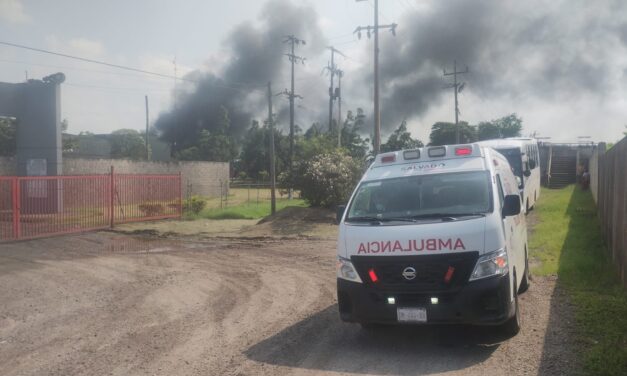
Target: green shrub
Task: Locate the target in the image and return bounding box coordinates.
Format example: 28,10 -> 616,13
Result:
286,150 -> 362,208
182,196 -> 206,214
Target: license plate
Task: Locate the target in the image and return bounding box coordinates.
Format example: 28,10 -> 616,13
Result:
397,307 -> 427,323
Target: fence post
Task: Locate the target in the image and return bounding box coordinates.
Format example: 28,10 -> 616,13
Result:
12,178 -> 20,239
109,166 -> 115,228
178,172 -> 183,217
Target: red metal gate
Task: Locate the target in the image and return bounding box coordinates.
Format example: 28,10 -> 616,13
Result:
0,171 -> 181,242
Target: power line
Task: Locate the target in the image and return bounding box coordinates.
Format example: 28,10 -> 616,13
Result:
0,40 -> 265,91
0,58 -> 175,81
0,40 -> 190,81
64,82 -> 170,93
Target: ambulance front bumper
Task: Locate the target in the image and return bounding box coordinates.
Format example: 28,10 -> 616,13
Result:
337,274 -> 513,325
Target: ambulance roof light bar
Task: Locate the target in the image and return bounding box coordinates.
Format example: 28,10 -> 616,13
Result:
455,146 -> 473,156
380,154 -> 396,163
403,150 -> 420,160
428,146 -> 446,158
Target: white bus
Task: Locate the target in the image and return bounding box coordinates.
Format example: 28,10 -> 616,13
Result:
478,138 -> 541,213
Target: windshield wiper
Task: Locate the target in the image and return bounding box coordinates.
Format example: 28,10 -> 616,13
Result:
411,212 -> 485,220
346,216 -> 416,223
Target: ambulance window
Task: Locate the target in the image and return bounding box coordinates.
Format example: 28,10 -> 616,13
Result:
496,175 -> 505,209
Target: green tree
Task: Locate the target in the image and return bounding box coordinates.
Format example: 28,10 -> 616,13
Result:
61,119 -> 79,153
380,120 -> 423,152
110,129 -> 146,160
477,121 -> 501,140
477,114 -> 523,140
428,121 -> 477,146
495,114 -> 523,138
341,109 -> 370,160
238,119 -> 290,180
0,117 -> 17,156
176,106 -> 238,162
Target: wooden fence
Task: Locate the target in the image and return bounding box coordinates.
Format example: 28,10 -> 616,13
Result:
596,137 -> 627,288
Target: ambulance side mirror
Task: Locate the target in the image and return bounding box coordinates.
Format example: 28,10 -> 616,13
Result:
502,195 -> 521,217
336,205 -> 346,224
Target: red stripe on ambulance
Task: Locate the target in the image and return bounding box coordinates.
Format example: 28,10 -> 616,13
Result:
357,238 -> 466,254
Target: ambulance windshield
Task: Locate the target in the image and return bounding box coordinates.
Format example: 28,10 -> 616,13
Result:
346,171 -> 492,222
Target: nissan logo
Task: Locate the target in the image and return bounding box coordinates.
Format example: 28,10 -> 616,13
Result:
402,266 -> 417,281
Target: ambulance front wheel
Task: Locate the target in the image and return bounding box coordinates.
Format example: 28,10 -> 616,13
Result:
502,276 -> 521,337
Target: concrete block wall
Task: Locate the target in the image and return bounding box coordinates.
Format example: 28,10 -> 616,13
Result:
0,157 -> 229,198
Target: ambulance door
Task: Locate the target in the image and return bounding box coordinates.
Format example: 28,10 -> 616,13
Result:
496,174 -> 522,283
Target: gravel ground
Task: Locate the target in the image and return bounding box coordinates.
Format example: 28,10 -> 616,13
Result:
0,232 -> 578,375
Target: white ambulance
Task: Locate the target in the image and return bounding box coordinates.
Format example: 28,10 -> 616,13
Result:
336,144 -> 529,335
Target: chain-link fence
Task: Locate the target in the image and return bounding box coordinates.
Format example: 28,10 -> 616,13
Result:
184,180 -> 297,210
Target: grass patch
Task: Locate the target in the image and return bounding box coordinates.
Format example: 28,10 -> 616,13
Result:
529,185 -> 627,375
202,188 -> 291,210
185,198 -> 307,220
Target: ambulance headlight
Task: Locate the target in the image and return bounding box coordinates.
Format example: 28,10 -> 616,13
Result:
337,257 -> 363,283
469,249 -> 508,281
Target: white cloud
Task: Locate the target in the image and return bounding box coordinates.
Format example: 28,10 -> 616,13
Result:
0,0 -> 30,24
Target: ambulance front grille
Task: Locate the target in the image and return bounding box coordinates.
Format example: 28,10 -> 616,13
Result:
351,252 -> 479,292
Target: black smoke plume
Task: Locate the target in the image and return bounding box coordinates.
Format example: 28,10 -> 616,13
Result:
364,0 -> 627,132
155,0 -> 326,152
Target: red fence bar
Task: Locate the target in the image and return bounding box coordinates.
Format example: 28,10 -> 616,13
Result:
0,172 -> 182,242
13,177 -> 19,239
0,177 -> 16,241
109,166 -> 114,229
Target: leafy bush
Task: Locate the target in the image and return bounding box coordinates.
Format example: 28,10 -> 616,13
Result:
285,150 -> 362,208
182,196 -> 206,214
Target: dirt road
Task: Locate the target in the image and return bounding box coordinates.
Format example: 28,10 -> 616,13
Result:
0,232 -> 576,375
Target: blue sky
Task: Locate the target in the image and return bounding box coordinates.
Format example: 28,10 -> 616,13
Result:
1,0 -> 626,143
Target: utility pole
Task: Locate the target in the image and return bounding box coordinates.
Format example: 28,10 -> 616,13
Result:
267,82 -> 276,214
283,35 -> 305,200
336,69 -> 344,147
325,46 -> 345,133
145,95 -> 150,160
443,60 -> 468,144
173,57 -> 178,110
355,0 -> 397,155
